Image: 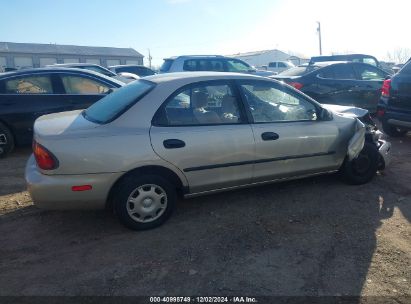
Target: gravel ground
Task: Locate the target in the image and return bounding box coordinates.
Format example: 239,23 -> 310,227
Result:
0,138 -> 410,298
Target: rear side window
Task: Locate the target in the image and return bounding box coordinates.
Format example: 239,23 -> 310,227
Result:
268,62 -> 276,68
183,60 -> 225,72
154,83 -> 243,126
4,75 -> 53,94
61,75 -> 111,94
83,80 -> 155,124
160,59 -> 174,72
332,64 -> 356,80
279,66 -> 320,76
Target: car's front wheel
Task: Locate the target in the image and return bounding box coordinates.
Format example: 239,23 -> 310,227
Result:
0,122 -> 14,158
114,174 -> 176,230
340,142 -> 379,185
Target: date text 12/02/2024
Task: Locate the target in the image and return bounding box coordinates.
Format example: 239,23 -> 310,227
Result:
149,297 -> 258,303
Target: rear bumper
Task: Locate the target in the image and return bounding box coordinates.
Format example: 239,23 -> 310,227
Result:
25,155 -> 123,210
378,140 -> 391,170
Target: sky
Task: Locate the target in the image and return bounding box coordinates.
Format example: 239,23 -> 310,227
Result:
1,0 -> 411,67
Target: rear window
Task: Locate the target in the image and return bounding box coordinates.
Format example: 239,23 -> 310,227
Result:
279,66 -> 321,76
160,59 -> 174,73
83,80 -> 155,124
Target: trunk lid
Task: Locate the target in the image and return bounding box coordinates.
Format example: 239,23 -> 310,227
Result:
34,110 -> 99,138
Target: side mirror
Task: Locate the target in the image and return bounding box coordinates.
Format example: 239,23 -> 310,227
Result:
318,108 -> 333,121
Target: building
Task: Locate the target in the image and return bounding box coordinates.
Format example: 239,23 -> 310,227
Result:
229,49 -> 309,68
0,42 -> 144,70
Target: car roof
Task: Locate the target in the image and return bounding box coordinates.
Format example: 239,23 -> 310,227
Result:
0,67 -> 125,85
47,63 -> 101,67
163,55 -> 228,60
144,71 -> 266,84
109,64 -> 150,68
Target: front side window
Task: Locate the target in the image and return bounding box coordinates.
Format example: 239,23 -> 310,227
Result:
226,59 -> 251,72
354,65 -> 385,81
4,75 -> 53,94
83,80 -> 155,124
240,82 -> 317,122
155,83 -> 243,126
61,75 -> 110,94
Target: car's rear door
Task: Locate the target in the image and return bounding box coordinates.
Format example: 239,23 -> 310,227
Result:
150,80 -> 255,194
0,73 -> 69,144
238,79 -> 341,182
54,72 -> 115,110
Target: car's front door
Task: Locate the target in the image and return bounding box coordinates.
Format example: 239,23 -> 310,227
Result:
352,63 -> 387,112
150,81 -> 255,193
238,80 -> 341,183
313,64 -> 359,106
55,73 -> 114,110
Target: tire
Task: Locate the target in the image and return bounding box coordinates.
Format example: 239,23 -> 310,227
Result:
0,122 -> 14,158
113,174 -> 176,230
382,121 -> 408,137
340,142 -> 379,185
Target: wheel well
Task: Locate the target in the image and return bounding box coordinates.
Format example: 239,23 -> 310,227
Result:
0,119 -> 16,141
106,165 -> 186,210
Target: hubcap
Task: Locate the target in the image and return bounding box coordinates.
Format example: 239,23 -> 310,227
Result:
126,184 -> 167,223
0,134 -> 7,145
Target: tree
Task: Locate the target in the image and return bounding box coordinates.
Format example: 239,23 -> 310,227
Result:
386,48 -> 411,64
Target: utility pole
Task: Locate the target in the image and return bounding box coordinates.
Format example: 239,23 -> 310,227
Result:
147,48 -> 152,69
317,21 -> 322,55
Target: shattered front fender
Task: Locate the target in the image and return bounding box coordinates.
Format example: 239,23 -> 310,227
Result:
347,118 -> 366,161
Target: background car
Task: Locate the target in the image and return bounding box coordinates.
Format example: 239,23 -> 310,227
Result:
159,55 -> 275,77
271,61 -> 390,112
0,68 -> 124,157
377,60 -> 411,137
108,64 -> 156,78
263,61 -> 295,74
26,72 -> 389,230
47,63 -> 133,83
309,54 -> 380,67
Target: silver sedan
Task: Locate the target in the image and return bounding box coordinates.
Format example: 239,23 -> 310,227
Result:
25,72 -> 391,230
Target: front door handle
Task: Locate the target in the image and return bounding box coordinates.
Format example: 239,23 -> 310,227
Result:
261,132 -> 279,141
163,139 -> 186,149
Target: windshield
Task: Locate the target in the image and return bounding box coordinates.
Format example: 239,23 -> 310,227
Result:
83,80 -> 155,124
160,59 -> 174,73
279,65 -> 321,76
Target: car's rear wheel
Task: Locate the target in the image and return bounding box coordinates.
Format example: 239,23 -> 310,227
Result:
0,122 -> 14,158
382,121 -> 408,137
114,174 -> 176,230
340,142 -> 379,185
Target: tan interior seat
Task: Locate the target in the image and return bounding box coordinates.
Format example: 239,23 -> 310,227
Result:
191,91 -> 221,124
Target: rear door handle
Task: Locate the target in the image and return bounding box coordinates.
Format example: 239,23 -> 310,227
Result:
261,132 -> 279,141
163,139 -> 186,149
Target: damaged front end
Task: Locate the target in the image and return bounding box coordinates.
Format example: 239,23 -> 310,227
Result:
322,104 -> 391,170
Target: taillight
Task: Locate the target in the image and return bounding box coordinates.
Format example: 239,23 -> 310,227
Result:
33,141 -> 59,170
381,79 -> 391,97
288,82 -> 304,90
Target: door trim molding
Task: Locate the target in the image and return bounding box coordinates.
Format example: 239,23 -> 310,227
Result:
183,151 -> 336,172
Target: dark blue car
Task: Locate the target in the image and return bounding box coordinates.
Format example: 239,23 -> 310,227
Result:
0,68 -> 124,157
271,61 -> 390,113
377,61 -> 411,137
